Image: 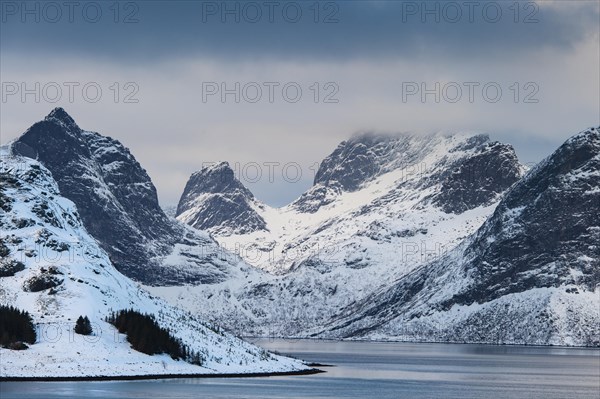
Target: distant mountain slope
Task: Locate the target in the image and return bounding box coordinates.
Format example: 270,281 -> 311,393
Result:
316,127 -> 600,346
11,108 -> 252,286
159,132 -> 525,337
0,150 -> 308,378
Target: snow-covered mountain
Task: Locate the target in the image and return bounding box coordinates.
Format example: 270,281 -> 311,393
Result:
179,132 -> 524,274
153,132 -> 526,337
10,109 -> 251,286
8,109 -> 596,347
176,162 -> 267,235
292,133 -> 522,214
314,127 -> 600,346
0,149 -> 308,378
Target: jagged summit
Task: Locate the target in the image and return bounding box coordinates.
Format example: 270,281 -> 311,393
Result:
196,160 -> 231,173
44,107 -> 80,131
312,131 -> 492,191
45,107 -> 75,122
176,161 -> 267,235
186,161 -> 253,196
11,108 -> 82,159
293,131 -> 522,214
9,109 -> 249,285
312,133 -> 391,191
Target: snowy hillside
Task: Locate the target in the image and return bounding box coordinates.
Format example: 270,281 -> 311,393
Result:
314,127 -> 600,346
0,150 -> 309,378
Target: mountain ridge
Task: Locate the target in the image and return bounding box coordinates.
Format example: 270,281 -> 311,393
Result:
10,108 -> 253,286
7,108 -> 596,346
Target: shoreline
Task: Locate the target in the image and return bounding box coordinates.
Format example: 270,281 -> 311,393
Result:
0,368 -> 324,382
247,337 -> 600,349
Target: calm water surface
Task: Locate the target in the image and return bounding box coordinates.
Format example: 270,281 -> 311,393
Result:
1,339 -> 599,398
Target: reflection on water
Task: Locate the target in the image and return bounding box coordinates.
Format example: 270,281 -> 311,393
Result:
2,339 -> 599,399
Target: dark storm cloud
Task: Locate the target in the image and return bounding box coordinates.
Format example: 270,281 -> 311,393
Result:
1,1 -> 598,62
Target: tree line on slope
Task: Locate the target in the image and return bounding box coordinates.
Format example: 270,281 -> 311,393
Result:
106,309 -> 204,366
0,305 -> 36,349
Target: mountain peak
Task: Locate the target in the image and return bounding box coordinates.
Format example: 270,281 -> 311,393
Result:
293,131 -> 521,214
193,161 -> 234,179
13,109 -> 229,285
45,107 -> 79,131
209,160 -> 232,170
567,126 -> 599,149
176,161 -> 267,235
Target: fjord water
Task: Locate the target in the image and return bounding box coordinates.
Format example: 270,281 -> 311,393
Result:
2,340 -> 598,399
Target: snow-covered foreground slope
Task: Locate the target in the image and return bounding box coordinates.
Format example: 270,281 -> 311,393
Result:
0,150 -> 309,378
151,133 -> 525,337
314,127 -> 600,346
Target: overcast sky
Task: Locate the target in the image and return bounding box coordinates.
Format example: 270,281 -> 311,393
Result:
1,1 -> 599,206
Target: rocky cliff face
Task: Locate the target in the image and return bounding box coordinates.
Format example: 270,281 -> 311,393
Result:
449,128 -> 600,304
176,162 -> 267,235
428,140 -> 523,214
10,108 -> 249,285
317,127 -> 600,346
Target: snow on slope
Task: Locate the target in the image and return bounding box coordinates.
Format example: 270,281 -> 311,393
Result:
0,149 -> 308,378
313,127 -> 600,346
153,132 -> 525,337
186,132 -> 524,275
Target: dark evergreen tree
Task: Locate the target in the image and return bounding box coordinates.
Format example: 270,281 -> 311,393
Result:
106,309 -> 204,366
0,305 -> 36,348
74,315 -> 93,335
